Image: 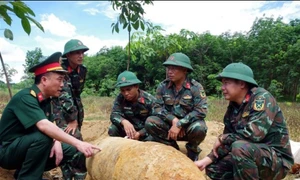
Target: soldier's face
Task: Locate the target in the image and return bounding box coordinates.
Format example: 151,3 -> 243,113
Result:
120,85 -> 139,102
66,50 -> 85,67
166,66 -> 187,83
43,72 -> 65,97
221,78 -> 244,103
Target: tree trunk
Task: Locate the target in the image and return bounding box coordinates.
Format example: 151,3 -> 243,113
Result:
0,52 -> 12,99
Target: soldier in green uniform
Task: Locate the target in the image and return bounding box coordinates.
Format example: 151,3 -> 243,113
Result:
52,39 -> 89,179
194,62 -> 294,179
145,52 -> 208,161
0,52 -> 100,180
109,71 -> 156,141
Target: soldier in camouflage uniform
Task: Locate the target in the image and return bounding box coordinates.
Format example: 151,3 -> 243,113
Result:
145,52 -> 208,161
52,39 -> 89,180
0,52 -> 100,180
195,62 -> 294,180
109,71 -> 156,141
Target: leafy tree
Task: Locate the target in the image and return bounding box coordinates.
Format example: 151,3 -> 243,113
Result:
0,1 -> 44,40
22,47 -> 43,81
110,0 -> 155,70
0,63 -> 17,83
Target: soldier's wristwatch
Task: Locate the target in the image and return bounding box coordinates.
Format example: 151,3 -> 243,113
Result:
176,121 -> 182,129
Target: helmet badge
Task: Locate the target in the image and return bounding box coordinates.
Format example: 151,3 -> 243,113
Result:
78,41 -> 82,45
169,56 -> 175,61
121,77 -> 126,81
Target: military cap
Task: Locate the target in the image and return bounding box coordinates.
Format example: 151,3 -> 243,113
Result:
62,39 -> 89,58
115,70 -> 141,88
163,52 -> 193,72
28,52 -> 67,76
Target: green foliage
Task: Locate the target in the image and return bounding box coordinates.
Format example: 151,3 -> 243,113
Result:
0,63 -> 17,83
22,47 -> 43,80
267,79 -> 283,100
0,1 -> 44,40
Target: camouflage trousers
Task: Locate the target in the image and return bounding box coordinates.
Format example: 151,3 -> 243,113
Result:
145,116 -> 207,154
59,143 -> 87,180
206,140 -> 289,180
108,123 -> 152,141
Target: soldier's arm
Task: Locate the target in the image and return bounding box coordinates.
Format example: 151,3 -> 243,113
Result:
152,83 -> 176,124
59,82 -> 78,122
110,95 -> 126,126
179,84 -> 208,127
220,93 -> 276,145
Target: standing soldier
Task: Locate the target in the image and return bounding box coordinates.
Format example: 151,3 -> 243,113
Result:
109,70 -> 156,141
0,52 -> 100,180
194,62 -> 294,179
145,52 -> 208,161
52,39 -> 89,179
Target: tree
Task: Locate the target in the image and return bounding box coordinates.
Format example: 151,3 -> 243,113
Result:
0,1 -> 44,98
0,63 -> 17,83
110,0 -> 155,70
22,47 -> 43,80
0,1 -> 44,40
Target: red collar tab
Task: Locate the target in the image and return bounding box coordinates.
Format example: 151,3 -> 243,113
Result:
139,97 -> 145,104
68,66 -> 80,73
34,62 -> 63,76
185,82 -> 191,89
245,94 -> 251,103
37,92 -> 44,102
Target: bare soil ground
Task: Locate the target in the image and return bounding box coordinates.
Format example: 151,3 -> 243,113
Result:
0,120 -> 298,180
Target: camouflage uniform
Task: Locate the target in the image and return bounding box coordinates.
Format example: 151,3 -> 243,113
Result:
145,78 -> 208,160
52,40 -> 88,180
109,89 -> 156,141
205,87 -> 294,180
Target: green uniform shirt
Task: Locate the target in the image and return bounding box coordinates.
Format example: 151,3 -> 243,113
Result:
0,85 -> 50,144
110,90 -> 156,137
153,78 -> 208,126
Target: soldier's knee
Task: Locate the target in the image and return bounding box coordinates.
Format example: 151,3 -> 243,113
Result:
231,140 -> 252,158
108,124 -> 118,136
145,116 -> 159,129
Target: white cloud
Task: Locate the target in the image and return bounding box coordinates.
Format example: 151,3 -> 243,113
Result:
40,14 -> 77,37
76,1 -> 91,5
99,2 -> 119,21
0,38 -> 26,83
83,8 -> 101,16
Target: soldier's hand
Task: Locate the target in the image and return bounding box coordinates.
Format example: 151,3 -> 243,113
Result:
168,125 -> 181,140
212,138 -> 222,158
194,157 -> 213,171
121,120 -> 136,139
133,131 -> 141,140
77,142 -> 101,158
64,120 -> 78,135
178,128 -> 185,138
50,140 -> 63,166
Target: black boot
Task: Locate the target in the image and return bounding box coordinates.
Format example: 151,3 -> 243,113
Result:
187,149 -> 200,161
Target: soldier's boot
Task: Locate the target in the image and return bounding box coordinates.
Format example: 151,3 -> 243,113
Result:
61,165 -> 73,180
186,148 -> 201,161
73,172 -> 87,180
170,141 -> 180,150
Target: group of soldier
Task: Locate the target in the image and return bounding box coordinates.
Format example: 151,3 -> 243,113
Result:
0,38 -> 294,180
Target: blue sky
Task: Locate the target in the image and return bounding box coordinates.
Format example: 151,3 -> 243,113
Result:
1,1 -> 300,83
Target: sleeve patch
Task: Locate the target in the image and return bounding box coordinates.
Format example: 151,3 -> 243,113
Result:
253,98 -> 265,111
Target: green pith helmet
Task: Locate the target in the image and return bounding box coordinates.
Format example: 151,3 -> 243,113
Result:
163,52 -> 193,72
62,39 -> 89,57
115,71 -> 142,88
216,62 -> 258,86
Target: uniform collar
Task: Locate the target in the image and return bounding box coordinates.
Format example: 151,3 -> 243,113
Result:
30,84 -> 47,103
137,90 -> 145,104
62,59 -> 80,73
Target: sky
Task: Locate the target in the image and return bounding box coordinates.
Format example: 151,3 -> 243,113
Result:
0,1 -> 299,83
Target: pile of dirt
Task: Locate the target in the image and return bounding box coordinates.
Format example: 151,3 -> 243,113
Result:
0,120 -> 223,180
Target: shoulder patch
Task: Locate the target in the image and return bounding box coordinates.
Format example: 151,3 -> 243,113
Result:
253,98 -> 265,111
30,90 -> 36,97
200,90 -> 206,98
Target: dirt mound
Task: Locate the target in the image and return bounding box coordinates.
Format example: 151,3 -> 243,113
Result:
0,120 -> 223,180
